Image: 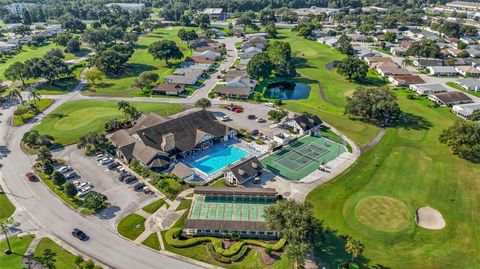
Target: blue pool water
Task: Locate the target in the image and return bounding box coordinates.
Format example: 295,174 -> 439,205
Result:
190,146 -> 250,176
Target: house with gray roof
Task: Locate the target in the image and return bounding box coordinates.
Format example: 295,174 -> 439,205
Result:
241,46 -> 262,59
455,78 -> 480,91
193,50 -> 221,61
285,114 -> 323,136
213,86 -> 252,99
410,84 -> 449,95
224,157 -> 263,185
226,76 -> 256,89
171,162 -> 195,181
109,109 -> 237,170
452,103 -> 480,119
427,66 -> 459,76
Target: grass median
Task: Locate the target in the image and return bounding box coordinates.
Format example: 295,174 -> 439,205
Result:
117,213 -> 146,240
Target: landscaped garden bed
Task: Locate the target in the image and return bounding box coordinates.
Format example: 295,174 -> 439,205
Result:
12,99 -> 54,126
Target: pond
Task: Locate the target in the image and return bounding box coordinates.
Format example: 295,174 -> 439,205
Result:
264,82 -> 311,100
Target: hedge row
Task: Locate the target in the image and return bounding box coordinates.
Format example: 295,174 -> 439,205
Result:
165,228 -> 287,257
206,243 -> 231,263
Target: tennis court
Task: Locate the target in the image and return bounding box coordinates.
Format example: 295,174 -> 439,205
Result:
189,195 -> 274,222
261,135 -> 347,181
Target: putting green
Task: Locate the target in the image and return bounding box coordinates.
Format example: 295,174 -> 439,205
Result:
53,107 -> 120,131
355,196 -> 410,232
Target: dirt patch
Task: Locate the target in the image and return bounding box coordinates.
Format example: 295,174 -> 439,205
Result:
344,90 -> 354,98
416,206 -> 446,230
250,246 -> 282,265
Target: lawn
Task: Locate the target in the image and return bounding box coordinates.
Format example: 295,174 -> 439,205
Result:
36,77 -> 80,95
446,81 -> 480,98
12,98 -> 54,126
175,198 -> 192,212
33,237 -> 77,269
273,29 -> 380,146
0,235 -> 35,269
210,178 -> 227,187
117,213 -> 146,240
306,89 -> 480,268
142,199 -> 166,214
141,233 -> 161,251
33,100 -> 184,145
0,193 -> 15,220
82,27 -> 194,97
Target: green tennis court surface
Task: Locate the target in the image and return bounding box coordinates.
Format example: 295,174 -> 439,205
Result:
189,196 -> 275,222
261,135 -> 347,181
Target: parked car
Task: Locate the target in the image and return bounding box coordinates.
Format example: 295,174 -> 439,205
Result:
264,102 -> 274,107
95,154 -> 105,161
56,165 -> 71,173
78,186 -> 92,197
254,176 -> 260,184
116,166 -> 126,173
256,117 -> 266,123
72,228 -> 88,241
107,162 -> 119,170
124,176 -> 137,184
143,186 -> 153,194
133,182 -> 145,191
221,115 -> 230,122
118,172 -> 129,181
25,172 -> 36,182
75,181 -> 91,190
234,108 -> 243,113
99,157 -> 113,165
65,171 -> 77,180
250,129 -> 259,136
247,114 -> 256,120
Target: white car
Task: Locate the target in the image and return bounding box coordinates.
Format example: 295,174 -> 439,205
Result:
264,102 -> 274,107
95,154 -> 105,161
76,181 -> 91,190
78,186 -> 92,197
256,118 -> 266,123
56,165 -> 72,173
221,116 -> 231,122
99,157 -> 113,165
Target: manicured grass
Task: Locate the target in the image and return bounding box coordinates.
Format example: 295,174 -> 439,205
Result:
141,233 -> 161,251
210,178 -> 227,187
355,195 -> 410,232
175,199 -> 192,212
38,173 -> 82,209
12,99 -> 54,126
274,29 -> 380,146
36,77 -> 80,95
446,81 -> 480,98
307,89 -> 480,268
33,237 -> 77,269
82,27 -> 194,97
0,193 -> 15,221
33,100 -> 184,145
117,213 -> 146,240
0,235 -> 35,269
142,199 -> 166,214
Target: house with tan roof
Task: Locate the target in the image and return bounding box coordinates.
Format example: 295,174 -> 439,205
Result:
455,66 -> 480,77
389,75 -> 425,86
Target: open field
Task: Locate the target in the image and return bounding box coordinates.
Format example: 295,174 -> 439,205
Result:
0,193 -> 15,220
83,27 -> 194,97
0,235 -> 35,269
117,213 -> 146,240
33,237 -> 77,268
33,100 -> 184,145
306,89 -> 480,268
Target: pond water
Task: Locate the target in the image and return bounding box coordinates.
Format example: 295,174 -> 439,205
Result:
264,82 -> 311,100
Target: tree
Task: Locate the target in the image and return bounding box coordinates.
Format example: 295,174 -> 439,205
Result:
64,182 -> 78,198
439,120 -> 480,162
148,40 -> 183,65
358,23 -> 375,34
195,98 -> 211,109
237,11 -> 255,30
83,259 -> 96,269
28,90 -> 41,104
267,41 -> 296,77
5,62 -> 29,85
194,14 -> 210,29
104,118 -> 123,133
36,146 -> 52,163
59,13 -> 86,33
345,87 -> 401,126
336,34 -> 354,55
345,237 -> 363,262
91,45 -> 133,75
12,25 -> 31,36
83,191 -> 106,211
52,171 -> 66,185
133,71 -> 159,89
265,200 -> 322,267
384,32 -> 397,42
336,56 -> 368,81
54,32 -> 73,46
259,8 -> 276,26
84,68 -> 104,86
267,109 -> 288,123
23,9 -> 32,25
91,21 -> 102,28
37,248 -> 57,269
401,56 -> 413,67
247,53 -> 274,80
470,110 -> 480,122
66,38 -> 81,53
177,28 -> 198,46
7,89 -> 23,107
45,49 -> 65,59
407,39 -> 441,59
265,23 -> 278,38
117,101 -> 140,120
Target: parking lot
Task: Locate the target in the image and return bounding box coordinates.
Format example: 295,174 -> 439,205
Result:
54,146 -> 156,222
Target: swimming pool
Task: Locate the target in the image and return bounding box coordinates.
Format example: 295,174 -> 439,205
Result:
190,146 -> 250,176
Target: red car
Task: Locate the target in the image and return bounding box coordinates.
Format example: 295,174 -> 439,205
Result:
234,108 -> 243,113
26,172 -> 36,182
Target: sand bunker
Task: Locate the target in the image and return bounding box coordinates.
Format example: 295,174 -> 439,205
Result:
416,206 -> 445,230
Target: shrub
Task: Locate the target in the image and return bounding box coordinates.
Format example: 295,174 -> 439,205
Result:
173,229 -> 182,239
231,245 -> 249,261
206,243 -> 231,263
407,94 -> 415,100
221,241 -> 245,257
265,247 -> 272,255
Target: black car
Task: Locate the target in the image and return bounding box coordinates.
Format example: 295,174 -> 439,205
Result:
133,182 -> 145,191
250,129 -> 259,136
107,162 -> 119,170
124,176 -> 137,184
118,172 -> 129,181
72,228 -> 88,241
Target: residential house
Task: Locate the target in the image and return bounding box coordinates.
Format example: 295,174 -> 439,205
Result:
317,37 -> 338,47
190,38 -> 214,49
224,157 -> 263,185
202,8 -> 226,21
241,36 -> 267,50
446,47 -> 463,57
226,76 -> 256,89
179,62 -> 212,72
311,29 -> 327,38
284,114 -> 322,136
455,78 -> 480,91
413,59 -> 443,68
213,86 -> 252,99
455,65 -> 480,77
170,162 -> 195,181
365,56 -> 393,67
185,57 -> 214,65
230,29 -> 246,37
193,50 -> 221,61
427,66 -> 459,76
355,48 -> 380,58
173,68 -> 204,78
245,33 -> 268,40
165,75 -> 198,85
239,58 -> 250,65
452,103 -> 480,119
196,43 -> 225,54
376,63 -> 410,77
347,34 -> 367,42
152,83 -> 186,96
0,41 -> 18,54
466,48 -> 480,58
241,46 -> 262,59
390,46 -> 408,56
224,69 -> 247,79
109,109 -> 237,170
410,84 -> 449,95
428,91 -> 473,106
389,75 -> 425,86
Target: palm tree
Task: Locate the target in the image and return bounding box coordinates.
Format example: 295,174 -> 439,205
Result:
28,90 -> 41,105
7,88 -> 23,107
402,57 -> 413,67
117,100 -> 130,118
345,237 -> 363,263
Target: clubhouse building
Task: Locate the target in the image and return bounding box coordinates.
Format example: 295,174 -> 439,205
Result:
109,109 -> 237,171
184,187 -> 279,239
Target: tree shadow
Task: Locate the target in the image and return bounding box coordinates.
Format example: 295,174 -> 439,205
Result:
293,57 -> 315,69
106,63 -> 157,79
390,112 -> 433,131
48,113 -> 66,119
356,76 -> 387,87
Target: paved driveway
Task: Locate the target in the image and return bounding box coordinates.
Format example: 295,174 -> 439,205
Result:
54,146 -> 156,223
